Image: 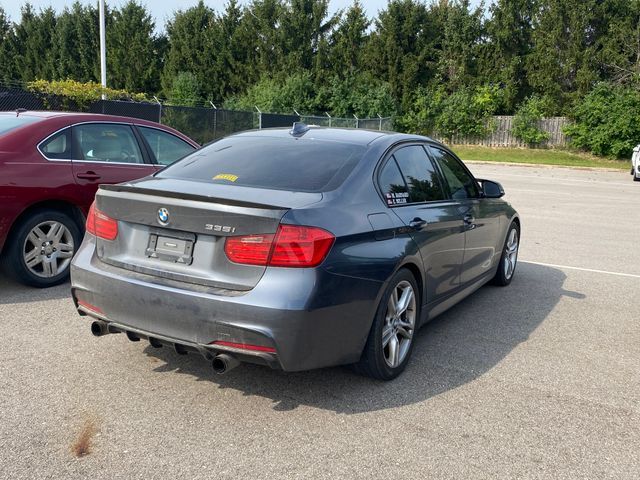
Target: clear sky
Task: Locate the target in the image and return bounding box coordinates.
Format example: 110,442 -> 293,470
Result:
2,0 -> 485,29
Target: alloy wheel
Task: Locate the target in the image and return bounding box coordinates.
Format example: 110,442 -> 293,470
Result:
382,280 -> 416,368
503,228 -> 519,280
22,221 -> 75,278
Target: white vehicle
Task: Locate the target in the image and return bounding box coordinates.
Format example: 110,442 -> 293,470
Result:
632,145 -> 640,181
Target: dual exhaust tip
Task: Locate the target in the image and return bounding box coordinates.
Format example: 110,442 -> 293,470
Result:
90,320 -> 240,374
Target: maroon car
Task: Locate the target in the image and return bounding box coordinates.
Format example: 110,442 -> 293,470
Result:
0,111 -> 198,287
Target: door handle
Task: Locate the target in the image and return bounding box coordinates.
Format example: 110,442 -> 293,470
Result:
76,171 -> 101,181
409,217 -> 427,229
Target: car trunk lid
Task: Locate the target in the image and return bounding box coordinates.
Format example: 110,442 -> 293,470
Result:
93,179 -> 323,291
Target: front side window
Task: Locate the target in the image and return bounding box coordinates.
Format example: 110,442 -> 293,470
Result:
138,126 -> 195,166
429,147 -> 479,200
73,124 -> 144,164
39,128 -> 71,160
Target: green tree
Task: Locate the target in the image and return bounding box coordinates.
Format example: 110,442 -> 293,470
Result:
511,95 -> 552,145
53,2 -> 101,82
225,71 -> 320,113
329,1 -> 370,78
435,85 -> 501,139
234,0 -> 286,81
11,4 -> 58,82
212,0 -> 249,99
108,1 -> 163,93
564,82 -> 640,158
169,71 -> 201,106
527,0 -> 602,112
161,1 -> 217,99
280,0 -> 338,74
364,0 -> 438,111
595,0 -> 640,86
480,0 -> 537,112
436,0 -> 485,92
0,7 -> 16,83
322,73 -> 395,117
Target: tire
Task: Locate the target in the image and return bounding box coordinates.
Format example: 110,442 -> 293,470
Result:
1,209 -> 82,288
492,221 -> 520,287
354,269 -> 420,381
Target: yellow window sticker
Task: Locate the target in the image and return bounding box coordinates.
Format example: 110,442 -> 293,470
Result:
213,173 -> 238,182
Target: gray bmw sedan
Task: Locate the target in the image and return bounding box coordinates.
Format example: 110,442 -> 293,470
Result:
71,125 -> 520,380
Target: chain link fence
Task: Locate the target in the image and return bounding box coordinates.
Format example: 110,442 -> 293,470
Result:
0,83 -> 393,144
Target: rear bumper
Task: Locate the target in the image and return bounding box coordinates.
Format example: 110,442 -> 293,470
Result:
71,236 -> 384,371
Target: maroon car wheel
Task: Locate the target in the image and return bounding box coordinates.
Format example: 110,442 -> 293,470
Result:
2,209 -> 82,288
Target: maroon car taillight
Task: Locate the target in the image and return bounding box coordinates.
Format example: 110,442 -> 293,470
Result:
224,225 -> 335,268
86,201 -> 118,240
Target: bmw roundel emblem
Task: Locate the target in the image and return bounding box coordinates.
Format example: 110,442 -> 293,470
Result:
157,207 -> 170,225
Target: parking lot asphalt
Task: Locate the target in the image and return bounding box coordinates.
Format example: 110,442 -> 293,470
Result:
0,163 -> 638,479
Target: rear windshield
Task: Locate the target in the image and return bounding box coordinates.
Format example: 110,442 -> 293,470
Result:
0,115 -> 40,135
158,135 -> 366,192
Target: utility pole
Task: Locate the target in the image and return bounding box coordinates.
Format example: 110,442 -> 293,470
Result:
99,0 -> 107,100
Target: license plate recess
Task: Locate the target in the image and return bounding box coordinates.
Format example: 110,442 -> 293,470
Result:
145,230 -> 195,265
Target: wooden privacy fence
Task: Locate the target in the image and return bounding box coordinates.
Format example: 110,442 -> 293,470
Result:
433,116 -> 570,147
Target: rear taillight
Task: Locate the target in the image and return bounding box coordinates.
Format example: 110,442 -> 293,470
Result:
86,201 -> 118,240
269,225 -> 335,267
224,233 -> 275,266
224,225 -> 334,268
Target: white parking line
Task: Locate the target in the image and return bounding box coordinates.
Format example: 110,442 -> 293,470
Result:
520,260 -> 640,279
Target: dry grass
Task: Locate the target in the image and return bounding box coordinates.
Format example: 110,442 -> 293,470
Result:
70,416 -> 99,457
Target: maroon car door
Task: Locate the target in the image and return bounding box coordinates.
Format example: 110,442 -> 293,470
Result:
71,123 -> 156,205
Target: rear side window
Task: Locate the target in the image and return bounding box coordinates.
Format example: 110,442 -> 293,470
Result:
138,126 -> 195,166
0,115 -> 40,135
393,145 -> 446,203
159,136 -> 366,192
379,158 -> 409,206
39,128 -> 71,160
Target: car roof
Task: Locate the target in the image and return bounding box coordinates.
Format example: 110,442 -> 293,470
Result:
230,126 -> 439,149
231,126 -> 398,146
0,110 -> 142,121
0,110 -> 198,146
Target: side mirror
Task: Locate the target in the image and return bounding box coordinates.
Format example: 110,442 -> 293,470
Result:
478,179 -> 505,198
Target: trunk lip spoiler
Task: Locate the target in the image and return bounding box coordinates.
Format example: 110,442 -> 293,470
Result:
99,183 -> 301,210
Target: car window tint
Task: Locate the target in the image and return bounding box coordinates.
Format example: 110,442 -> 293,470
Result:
0,115 -> 40,135
73,124 -> 144,164
393,145 -> 446,203
379,158 -> 409,206
40,128 -> 71,160
159,136 -> 366,193
138,126 -> 195,166
429,147 -> 479,200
